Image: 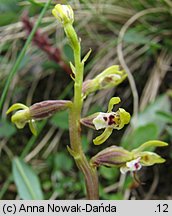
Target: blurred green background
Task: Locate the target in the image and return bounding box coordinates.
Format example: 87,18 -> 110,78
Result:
0,0 -> 172,200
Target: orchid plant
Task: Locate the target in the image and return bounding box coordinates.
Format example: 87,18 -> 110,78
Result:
6,4 -> 168,200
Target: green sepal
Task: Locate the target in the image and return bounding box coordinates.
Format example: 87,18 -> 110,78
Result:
118,108 -> 131,129
6,103 -> 28,114
93,127 -> 113,145
137,151 -> 166,166
132,140 -> 168,153
13,119 -> 26,129
29,120 -> 37,136
107,97 -> 120,112
91,145 -> 133,167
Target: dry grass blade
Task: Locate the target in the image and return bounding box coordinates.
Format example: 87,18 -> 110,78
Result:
140,51 -> 172,110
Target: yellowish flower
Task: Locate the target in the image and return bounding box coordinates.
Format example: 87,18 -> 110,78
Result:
82,65 -> 127,98
6,100 -> 72,135
91,140 -> 168,175
92,97 -> 130,145
6,103 -> 37,135
81,97 -> 130,145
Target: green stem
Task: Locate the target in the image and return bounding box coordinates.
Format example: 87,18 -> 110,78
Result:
0,0 -> 52,111
67,25 -> 99,199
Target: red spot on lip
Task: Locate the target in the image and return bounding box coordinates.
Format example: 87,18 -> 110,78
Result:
134,163 -> 140,170
108,115 -> 114,125
103,117 -> 107,121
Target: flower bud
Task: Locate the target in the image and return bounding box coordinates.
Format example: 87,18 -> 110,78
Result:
52,4 -> 74,25
30,100 -> 72,120
117,108 -> 130,130
82,65 -> 127,97
90,145 -> 133,167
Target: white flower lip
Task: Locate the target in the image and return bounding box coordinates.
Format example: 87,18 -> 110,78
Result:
93,112 -> 116,130
126,157 -> 142,171
106,74 -> 122,81
120,157 -> 142,174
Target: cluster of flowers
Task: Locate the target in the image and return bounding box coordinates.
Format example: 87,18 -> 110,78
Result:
7,4 -> 167,179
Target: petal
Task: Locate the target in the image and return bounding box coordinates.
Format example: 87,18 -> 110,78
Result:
30,100 -> 72,120
118,108 -> 130,129
93,112 -> 114,130
82,66 -> 127,97
138,151 -> 166,166
91,145 -> 133,167
96,65 -> 120,80
11,109 -> 31,126
29,120 -> 37,136
126,157 -> 142,171
93,127 -> 113,145
108,97 -> 121,112
6,103 -> 28,114
120,166 -> 130,174
7,104 -> 31,131
132,140 -> 168,153
81,112 -> 99,129
61,5 -> 74,21
14,120 -> 27,129
96,65 -> 126,85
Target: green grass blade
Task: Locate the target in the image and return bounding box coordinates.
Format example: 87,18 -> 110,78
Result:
0,0 -> 52,111
12,157 -> 43,200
